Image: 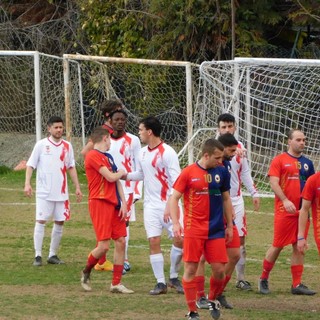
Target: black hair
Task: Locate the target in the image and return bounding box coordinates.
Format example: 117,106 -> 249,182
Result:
139,116 -> 162,137
218,133 -> 238,147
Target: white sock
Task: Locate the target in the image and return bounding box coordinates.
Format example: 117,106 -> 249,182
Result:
34,222 -> 45,257
169,245 -> 183,279
236,245 -> 246,281
150,253 -> 165,284
49,223 -> 63,257
125,226 -> 130,261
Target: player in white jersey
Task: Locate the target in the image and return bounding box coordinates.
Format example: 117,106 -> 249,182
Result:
126,116 -> 184,295
109,109 -> 142,272
24,116 -> 82,266
217,113 -> 260,291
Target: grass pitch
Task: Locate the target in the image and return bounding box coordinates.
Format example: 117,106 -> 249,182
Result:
0,170 -> 319,320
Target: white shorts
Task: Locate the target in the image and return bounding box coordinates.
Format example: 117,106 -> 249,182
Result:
143,205 -> 183,239
36,198 -> 70,222
233,201 -> 247,237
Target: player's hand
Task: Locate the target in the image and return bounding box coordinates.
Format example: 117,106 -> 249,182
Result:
24,185 -> 32,197
235,147 -> 246,158
119,202 -> 128,220
75,188 -> 83,202
253,197 -> 260,212
282,199 -> 296,213
118,169 -> 126,177
173,222 -> 183,239
225,226 -> 233,244
297,238 -> 308,254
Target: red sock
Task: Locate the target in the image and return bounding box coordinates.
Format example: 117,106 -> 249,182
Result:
291,265 -> 303,287
261,259 -> 275,280
208,276 -> 225,300
182,277 -> 197,312
222,274 -> 231,291
112,264 -> 124,285
194,275 -> 205,299
83,253 -> 99,273
98,255 -> 106,265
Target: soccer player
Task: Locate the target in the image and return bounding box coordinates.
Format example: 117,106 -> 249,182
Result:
126,116 -> 184,295
195,133 -> 240,310
258,129 -> 316,295
298,171 -> 320,255
217,113 -> 260,291
109,109 -> 142,272
170,138 -> 233,320
24,116 -> 83,266
81,99 -> 123,272
80,126 -> 133,294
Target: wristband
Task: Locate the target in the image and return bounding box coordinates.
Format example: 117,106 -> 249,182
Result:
297,237 -> 304,241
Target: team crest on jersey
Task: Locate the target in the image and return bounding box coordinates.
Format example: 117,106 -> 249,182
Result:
215,174 -> 221,183
304,163 -> 309,171
45,145 -> 50,153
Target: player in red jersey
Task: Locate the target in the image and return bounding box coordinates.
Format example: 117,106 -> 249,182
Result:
195,133 -> 240,311
80,126 -> 133,294
24,116 -> 83,266
298,172 -> 320,255
258,129 -> 316,295
170,138 -> 233,320
81,100 -> 124,272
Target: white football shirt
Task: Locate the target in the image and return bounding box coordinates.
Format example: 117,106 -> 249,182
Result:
109,132 -> 142,197
127,142 -> 181,209
26,137 -> 75,201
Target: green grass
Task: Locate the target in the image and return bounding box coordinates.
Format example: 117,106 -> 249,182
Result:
0,170 -> 319,319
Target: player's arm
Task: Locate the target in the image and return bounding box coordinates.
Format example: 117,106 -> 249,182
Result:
240,157 -> 260,211
99,166 -> 126,182
116,180 -> 128,220
297,198 -> 311,254
67,166 -> 83,202
80,140 -> 94,158
169,189 -> 183,238
24,166 -> 34,197
269,175 -> 296,213
222,190 -> 233,244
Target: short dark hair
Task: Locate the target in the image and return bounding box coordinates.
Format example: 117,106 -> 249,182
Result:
90,126 -> 110,143
217,113 -> 236,125
109,109 -> 128,120
47,116 -> 63,126
218,133 -> 238,147
140,116 -> 162,137
201,138 -> 224,156
287,128 -> 303,140
100,100 -> 123,119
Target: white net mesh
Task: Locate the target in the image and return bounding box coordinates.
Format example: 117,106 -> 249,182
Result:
181,58 -> 320,196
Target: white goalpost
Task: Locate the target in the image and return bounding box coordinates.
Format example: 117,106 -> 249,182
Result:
180,57 -> 320,196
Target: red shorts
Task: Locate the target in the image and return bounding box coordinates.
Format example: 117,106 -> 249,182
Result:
89,199 -> 126,241
273,212 -> 310,247
226,225 -> 240,248
184,237 -> 228,264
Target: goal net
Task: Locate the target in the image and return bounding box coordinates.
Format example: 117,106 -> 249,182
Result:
0,51 -> 79,168
63,54 -> 199,166
181,58 -> 320,196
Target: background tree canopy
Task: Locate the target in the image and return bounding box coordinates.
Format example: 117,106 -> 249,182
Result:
0,0 -> 320,61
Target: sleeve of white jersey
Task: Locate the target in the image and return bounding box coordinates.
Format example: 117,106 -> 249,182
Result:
165,146 -> 181,194
67,142 -> 76,169
132,135 -> 143,198
26,140 -> 41,169
241,156 -> 259,197
127,147 -> 144,181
